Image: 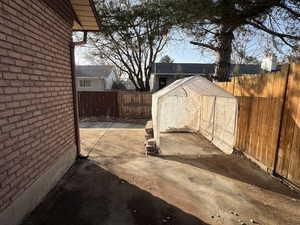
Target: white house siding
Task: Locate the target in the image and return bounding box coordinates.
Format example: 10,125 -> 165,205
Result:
150,75 -> 160,92
150,74 -> 155,91
104,71 -> 117,90
77,78 -> 105,92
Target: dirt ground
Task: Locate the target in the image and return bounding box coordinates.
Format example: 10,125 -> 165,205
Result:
22,122 -> 300,225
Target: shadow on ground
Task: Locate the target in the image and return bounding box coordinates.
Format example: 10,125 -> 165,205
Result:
21,159 -> 209,225
80,122 -> 145,129
159,154 -> 300,200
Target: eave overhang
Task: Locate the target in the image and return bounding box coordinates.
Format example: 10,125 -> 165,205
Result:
70,0 -> 100,31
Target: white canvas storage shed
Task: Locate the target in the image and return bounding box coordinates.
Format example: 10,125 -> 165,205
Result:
152,76 -> 238,154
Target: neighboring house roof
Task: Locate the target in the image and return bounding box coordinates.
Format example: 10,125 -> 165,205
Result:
152,63 -> 214,74
152,63 -> 260,76
233,64 -> 261,75
76,65 -> 115,79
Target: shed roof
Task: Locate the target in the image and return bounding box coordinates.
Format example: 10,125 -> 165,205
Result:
71,0 -> 100,31
153,76 -> 235,99
76,65 -> 114,78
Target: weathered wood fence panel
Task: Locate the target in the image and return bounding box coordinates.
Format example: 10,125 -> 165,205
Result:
217,63 -> 300,187
276,63 -> 300,186
118,91 -> 152,118
78,92 -> 119,118
78,91 -> 152,119
232,70 -> 288,171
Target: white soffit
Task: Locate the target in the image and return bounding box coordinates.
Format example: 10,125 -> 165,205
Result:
71,0 -> 100,31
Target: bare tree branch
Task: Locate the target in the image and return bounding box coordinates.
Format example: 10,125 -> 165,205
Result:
89,0 -> 169,91
190,41 -> 219,51
247,19 -> 300,41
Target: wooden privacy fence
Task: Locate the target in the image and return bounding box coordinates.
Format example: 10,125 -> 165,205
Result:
118,91 -> 152,118
78,91 -> 119,118
216,62 -> 300,187
78,91 -> 152,119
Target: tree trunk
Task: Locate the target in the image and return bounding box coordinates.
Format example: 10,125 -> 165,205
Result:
145,78 -> 150,91
129,76 -> 150,91
214,25 -> 234,81
135,75 -> 145,91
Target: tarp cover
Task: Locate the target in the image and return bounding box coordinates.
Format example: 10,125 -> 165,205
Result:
152,76 -> 238,154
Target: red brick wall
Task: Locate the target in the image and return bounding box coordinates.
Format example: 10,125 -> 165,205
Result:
0,0 -> 76,212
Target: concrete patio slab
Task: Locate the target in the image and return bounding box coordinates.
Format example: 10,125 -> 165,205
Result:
22,122 -> 300,225
159,132 -> 221,156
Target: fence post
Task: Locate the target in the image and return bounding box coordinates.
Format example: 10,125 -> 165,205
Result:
116,91 -> 120,118
272,64 -> 291,174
